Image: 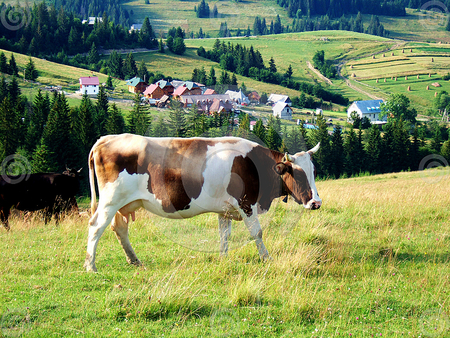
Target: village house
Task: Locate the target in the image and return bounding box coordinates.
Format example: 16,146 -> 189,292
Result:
248,91 -> 261,104
129,24 -> 143,33
268,94 -> 292,106
272,101 -> 293,120
172,81 -> 203,97
79,76 -> 99,96
225,89 -> 250,105
347,99 -> 386,123
180,94 -> 234,114
204,88 -> 217,95
82,17 -> 103,25
126,77 -> 147,94
143,80 -> 175,99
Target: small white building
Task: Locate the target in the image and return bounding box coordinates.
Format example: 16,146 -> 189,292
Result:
225,89 -> 250,105
79,76 -> 99,96
347,99 -> 386,122
82,17 -> 103,25
272,101 -> 292,120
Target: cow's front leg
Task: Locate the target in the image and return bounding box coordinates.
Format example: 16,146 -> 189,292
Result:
218,215 -> 232,256
111,212 -> 141,266
243,213 -> 271,260
0,209 -> 10,230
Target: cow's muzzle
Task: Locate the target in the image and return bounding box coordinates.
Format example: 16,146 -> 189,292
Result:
305,200 -> 321,210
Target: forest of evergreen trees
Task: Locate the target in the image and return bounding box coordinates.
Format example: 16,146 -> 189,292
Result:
0,1 -> 158,59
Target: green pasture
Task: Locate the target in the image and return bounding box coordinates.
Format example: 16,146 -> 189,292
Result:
0,169 -> 449,336
122,0 -> 289,37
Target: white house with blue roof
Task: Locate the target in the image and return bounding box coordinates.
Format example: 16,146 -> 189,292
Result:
347,99 -> 386,123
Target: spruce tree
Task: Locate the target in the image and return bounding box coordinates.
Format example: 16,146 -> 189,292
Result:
137,60 -> 149,83
78,94 -> 98,155
123,52 -> 138,80
0,52 -> 7,73
26,89 -> 50,153
265,125 -> 281,151
128,94 -> 151,136
253,119 -> 266,145
309,115 -> 331,177
329,124 -> 344,178
409,125 -> 421,170
392,119 -> 410,172
24,57 -> 39,81
167,99 -> 186,137
9,54 -> 18,76
152,115 -> 169,137
105,103 -> 126,135
365,124 -> 382,173
207,66 -> 216,86
95,85 -> 109,136
88,42 -> 100,65
343,126 -> 358,176
31,141 -> 58,173
0,96 -> 21,160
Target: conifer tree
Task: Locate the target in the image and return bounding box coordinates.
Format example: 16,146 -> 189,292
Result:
128,94 -> 151,135
31,141 -> 58,173
26,89 -> 50,153
95,85 -> 109,136
365,124 -> 382,173
329,124 -> 344,178
152,115 -> 169,137
88,42 -> 100,65
207,66 -> 216,86
24,57 -> 38,81
9,54 -> 19,76
310,115 -> 331,177
0,96 -> 21,160
123,52 -> 138,80
137,60 -> 149,83
0,52 -> 8,73
105,103 -> 126,135
253,119 -> 266,145
78,94 -> 98,155
167,99 -> 186,137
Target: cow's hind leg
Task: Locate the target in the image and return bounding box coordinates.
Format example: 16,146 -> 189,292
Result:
1,209 -> 10,231
84,206 -> 116,272
218,215 -> 232,256
243,215 -> 271,261
111,212 -> 141,266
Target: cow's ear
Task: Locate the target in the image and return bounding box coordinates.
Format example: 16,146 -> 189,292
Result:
274,162 -> 288,175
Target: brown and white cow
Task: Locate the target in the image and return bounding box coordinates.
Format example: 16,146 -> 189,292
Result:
84,134 -> 321,272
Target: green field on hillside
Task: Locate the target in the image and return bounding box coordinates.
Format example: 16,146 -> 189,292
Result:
0,169 -> 449,337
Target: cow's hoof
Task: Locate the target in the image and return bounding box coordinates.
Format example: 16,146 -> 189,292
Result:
262,255 -> 273,261
84,262 -> 98,272
128,258 -> 142,266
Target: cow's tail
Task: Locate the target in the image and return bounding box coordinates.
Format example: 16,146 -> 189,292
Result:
88,148 -> 98,216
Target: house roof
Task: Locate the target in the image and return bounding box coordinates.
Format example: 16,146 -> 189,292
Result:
173,86 -> 189,96
80,76 -> 99,86
180,94 -> 231,104
204,88 -> 216,95
156,80 -> 174,89
350,100 -> 384,113
126,77 -> 146,87
143,84 -> 159,95
130,24 -> 143,31
210,98 -> 233,113
268,94 -> 290,104
183,81 -> 200,90
272,101 -> 291,114
225,90 -> 249,103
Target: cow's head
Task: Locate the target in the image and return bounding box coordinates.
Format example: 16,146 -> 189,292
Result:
274,143 -> 322,210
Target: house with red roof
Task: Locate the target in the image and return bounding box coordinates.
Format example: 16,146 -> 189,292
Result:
79,76 -> 99,96
143,80 -> 174,99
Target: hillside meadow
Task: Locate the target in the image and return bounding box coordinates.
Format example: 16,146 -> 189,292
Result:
0,168 -> 449,337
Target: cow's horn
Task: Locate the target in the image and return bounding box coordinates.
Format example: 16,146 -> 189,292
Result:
282,153 -> 293,163
308,142 -> 320,155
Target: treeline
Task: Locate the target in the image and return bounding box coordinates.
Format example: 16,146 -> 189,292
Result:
276,0 -> 406,18
197,40 -> 349,106
52,0 -> 131,27
312,50 -> 337,79
0,1 -> 157,58
252,12 -> 387,37
195,0 -> 218,18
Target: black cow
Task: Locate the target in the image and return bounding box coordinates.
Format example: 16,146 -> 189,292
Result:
0,168 -> 81,230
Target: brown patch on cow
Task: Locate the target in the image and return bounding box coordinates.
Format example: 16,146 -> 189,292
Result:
227,146 -> 283,217
92,135 -> 242,214
280,164 -> 312,205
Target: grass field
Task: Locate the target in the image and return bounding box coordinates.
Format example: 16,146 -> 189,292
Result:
1,168 -> 449,337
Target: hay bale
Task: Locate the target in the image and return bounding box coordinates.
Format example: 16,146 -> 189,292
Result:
417,75 -> 420,79
407,86 -> 411,91
372,55 -> 375,59
376,78 -> 379,83
426,85 -> 429,90
392,52 -> 394,56
384,78 -> 386,82
431,57 -> 434,62
405,76 -> 408,80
